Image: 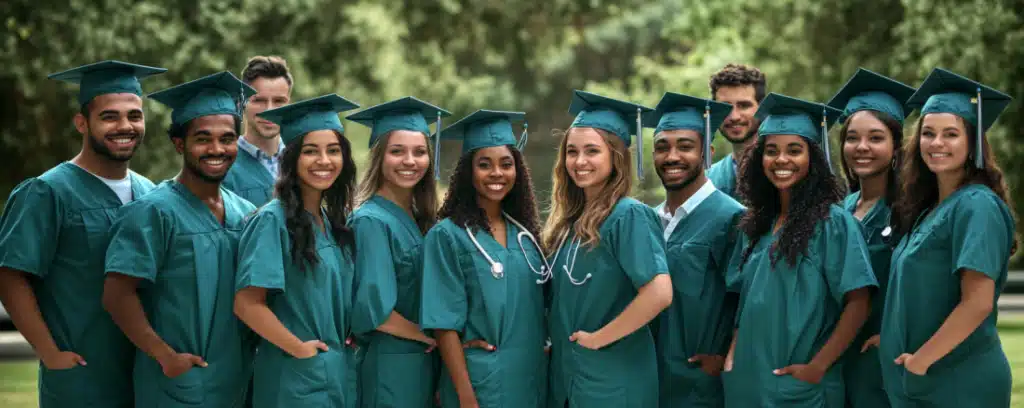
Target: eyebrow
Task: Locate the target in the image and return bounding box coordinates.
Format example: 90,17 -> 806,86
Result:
303,143 -> 342,148
567,143 -> 602,149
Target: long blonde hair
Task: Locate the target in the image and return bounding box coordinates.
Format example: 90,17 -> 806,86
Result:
541,127 -> 632,251
355,131 -> 439,234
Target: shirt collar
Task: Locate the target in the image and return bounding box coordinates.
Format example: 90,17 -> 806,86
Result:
238,136 -> 285,160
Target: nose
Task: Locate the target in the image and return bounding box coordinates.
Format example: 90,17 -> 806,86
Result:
209,139 -> 227,155
666,147 -> 682,162
856,139 -> 870,152
726,105 -> 741,122
116,116 -> 133,132
316,150 -> 332,165
402,152 -> 416,166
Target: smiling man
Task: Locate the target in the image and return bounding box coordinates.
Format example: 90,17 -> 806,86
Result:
644,92 -> 746,408
707,64 -> 768,200
101,71 -> 258,408
0,60 -> 164,408
222,56 -> 294,206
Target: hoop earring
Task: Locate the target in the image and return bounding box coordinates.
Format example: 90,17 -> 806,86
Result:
891,158 -> 898,171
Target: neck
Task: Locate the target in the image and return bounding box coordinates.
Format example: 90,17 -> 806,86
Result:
731,137 -> 755,162
778,188 -> 791,218
665,173 -> 706,215
377,184 -> 414,214
858,172 -> 888,202
478,196 -> 503,224
583,182 -> 605,203
244,130 -> 280,157
71,149 -> 129,180
301,184 -> 324,218
175,169 -> 221,200
937,170 -> 965,203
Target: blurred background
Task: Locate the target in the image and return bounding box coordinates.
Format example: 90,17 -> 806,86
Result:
2,0 -> 1024,405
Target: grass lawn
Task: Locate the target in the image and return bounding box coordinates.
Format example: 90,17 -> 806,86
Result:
3,322 -> 1024,406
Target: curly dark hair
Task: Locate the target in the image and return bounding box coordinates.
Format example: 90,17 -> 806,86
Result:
275,130 -> 358,272
709,63 -> 768,102
891,116 -> 1018,254
838,110 -> 904,208
438,146 -> 542,242
736,137 -> 845,267
240,55 -> 293,88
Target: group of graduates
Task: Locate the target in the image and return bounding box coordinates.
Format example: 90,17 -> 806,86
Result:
0,55 -> 1015,408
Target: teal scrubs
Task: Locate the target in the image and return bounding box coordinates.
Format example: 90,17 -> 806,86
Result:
723,205 -> 877,407
841,192 -> 892,408
235,199 -> 356,407
420,218 -> 549,408
548,197 -> 669,408
351,195 -> 437,407
653,190 -> 744,408
222,149 -> 276,207
707,155 -> 737,200
879,184 -> 1014,408
0,162 -> 154,408
104,180 -> 257,408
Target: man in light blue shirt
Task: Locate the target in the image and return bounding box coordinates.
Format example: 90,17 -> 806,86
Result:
706,63 -> 767,201
222,56 -> 293,206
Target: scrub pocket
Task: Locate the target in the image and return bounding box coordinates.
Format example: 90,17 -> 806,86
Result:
670,243 -> 713,299
39,365 -> 84,400
369,351 -> 435,408
159,367 -> 205,406
280,352 -> 329,407
772,375 -> 824,406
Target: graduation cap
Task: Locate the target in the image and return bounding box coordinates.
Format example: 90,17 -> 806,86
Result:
568,90 -> 654,180
642,92 -> 732,169
440,110 -> 527,156
755,92 -> 843,172
148,71 -> 256,127
346,96 -> 452,180
907,68 -> 1013,168
48,60 -> 167,107
256,94 -> 361,145
826,68 -> 917,125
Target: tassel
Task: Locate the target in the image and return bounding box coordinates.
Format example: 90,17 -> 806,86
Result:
434,111 -> 442,180
975,87 -> 984,169
517,122 -> 529,151
704,103 -> 712,170
636,107 -> 644,181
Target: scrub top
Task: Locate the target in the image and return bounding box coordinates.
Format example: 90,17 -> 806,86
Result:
235,199 -> 357,407
222,149 -> 276,207
879,184 -> 1014,408
707,155 -> 738,200
420,217 -> 549,408
547,197 -> 669,408
350,195 -> 437,408
654,190 -> 744,408
841,192 -> 893,408
724,205 -> 877,407
104,180 -> 257,408
0,162 -> 154,408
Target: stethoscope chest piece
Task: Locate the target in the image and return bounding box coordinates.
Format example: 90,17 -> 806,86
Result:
491,263 -> 505,279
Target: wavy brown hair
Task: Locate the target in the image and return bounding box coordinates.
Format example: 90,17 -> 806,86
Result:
736,136 -> 845,267
541,127 -> 632,251
355,131 -> 439,234
837,110 -> 904,207
275,130 -> 356,271
437,146 -> 541,241
891,115 -> 1018,253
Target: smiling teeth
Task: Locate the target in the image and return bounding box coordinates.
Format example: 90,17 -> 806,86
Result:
312,171 -> 332,178
398,170 -> 417,176
111,137 -> 134,145
486,184 -> 505,191
855,159 -> 872,164
205,158 -> 226,165
665,168 -> 683,174
576,170 -> 592,176
774,170 -> 793,177
930,153 -> 951,158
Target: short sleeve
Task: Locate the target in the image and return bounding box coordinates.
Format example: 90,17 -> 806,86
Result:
419,225 -> 467,332
951,192 -> 1013,281
350,216 -> 400,335
0,179 -> 61,278
612,204 -> 670,290
104,201 -> 169,282
823,208 -> 878,305
236,210 -> 288,292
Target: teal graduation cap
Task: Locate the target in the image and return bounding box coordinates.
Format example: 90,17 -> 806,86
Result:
755,92 -> 843,171
826,68 -> 916,124
48,60 -> 167,107
346,96 -> 452,179
440,110 -> 527,155
257,94 -> 361,145
642,92 -> 732,169
148,71 -> 256,127
568,90 -> 654,179
907,68 -> 1013,168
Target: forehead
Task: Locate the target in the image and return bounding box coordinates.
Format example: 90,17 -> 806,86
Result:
386,129 -> 428,147
302,129 -> 341,145
713,85 -> 757,102
248,77 -> 291,96
566,127 -> 607,146
89,93 -> 143,112
847,110 -> 889,131
764,134 -> 807,146
921,112 -> 964,129
188,114 -> 237,135
473,145 -> 513,160
655,129 -> 701,143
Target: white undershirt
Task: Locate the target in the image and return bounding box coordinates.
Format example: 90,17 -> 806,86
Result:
656,179 -> 717,240
95,174 -> 133,204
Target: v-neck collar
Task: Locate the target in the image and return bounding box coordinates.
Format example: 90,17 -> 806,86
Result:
846,191 -> 888,227
169,179 -> 236,227
370,195 -> 423,237
64,161 -> 148,203
470,217 -> 517,251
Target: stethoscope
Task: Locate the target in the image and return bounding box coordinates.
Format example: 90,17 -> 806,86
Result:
550,227 -> 591,286
465,212 -> 552,284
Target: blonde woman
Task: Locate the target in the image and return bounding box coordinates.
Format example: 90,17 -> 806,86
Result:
542,90 -> 674,408
346,97 -> 449,408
